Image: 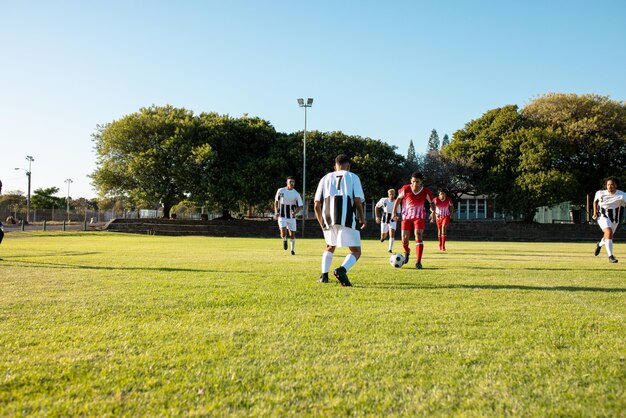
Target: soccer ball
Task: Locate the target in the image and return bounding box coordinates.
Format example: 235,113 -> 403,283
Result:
389,253 -> 404,268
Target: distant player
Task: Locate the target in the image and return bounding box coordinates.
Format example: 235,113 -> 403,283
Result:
592,176 -> 626,263
274,176 -> 303,255
314,154 -> 366,286
433,189 -> 454,251
392,172 -> 434,269
375,189 -> 401,253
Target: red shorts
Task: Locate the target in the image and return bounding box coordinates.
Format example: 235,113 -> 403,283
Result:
401,218 -> 425,231
436,216 -> 450,229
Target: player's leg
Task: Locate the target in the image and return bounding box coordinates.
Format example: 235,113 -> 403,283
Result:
401,221 -> 412,265
605,223 -> 618,262
415,225 -> 425,269
332,227 -> 361,286
595,218 -> 609,256
319,228 -> 337,282
278,218 -> 289,250
288,219 -> 297,255
388,225 -> 396,253
440,218 -> 449,251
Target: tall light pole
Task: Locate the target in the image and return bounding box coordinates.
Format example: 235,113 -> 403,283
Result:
14,155 -> 34,223
297,98 -> 313,237
65,178 -> 73,221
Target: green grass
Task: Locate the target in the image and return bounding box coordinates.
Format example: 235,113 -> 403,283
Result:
1,232 -> 624,416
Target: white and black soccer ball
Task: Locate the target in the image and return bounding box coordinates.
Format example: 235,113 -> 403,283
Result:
389,253 -> 404,268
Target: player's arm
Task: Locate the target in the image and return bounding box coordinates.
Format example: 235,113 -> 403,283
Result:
374,203 -> 381,224
428,195 -> 436,222
391,197 -> 401,221
314,200 -> 325,229
355,198 -> 366,229
274,199 -> 280,219
592,197 -> 599,220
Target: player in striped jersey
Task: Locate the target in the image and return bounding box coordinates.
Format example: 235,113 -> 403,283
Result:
433,189 -> 454,251
314,154 -> 366,286
375,189 -> 401,253
592,176 -> 626,263
274,176 -> 303,255
392,172 -> 434,269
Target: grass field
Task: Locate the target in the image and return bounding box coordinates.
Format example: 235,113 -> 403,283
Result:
1,232 -> 624,416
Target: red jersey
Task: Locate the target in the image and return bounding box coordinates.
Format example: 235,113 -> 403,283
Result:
433,197 -> 454,217
398,185 -> 434,220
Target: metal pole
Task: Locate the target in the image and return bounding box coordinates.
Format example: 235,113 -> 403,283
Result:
26,156 -> 33,223
26,171 -> 31,223
302,106 -> 307,238
65,179 -> 73,221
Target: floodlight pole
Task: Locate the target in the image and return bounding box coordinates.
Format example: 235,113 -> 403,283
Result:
298,98 -> 313,238
65,178 -> 73,221
15,155 -> 34,223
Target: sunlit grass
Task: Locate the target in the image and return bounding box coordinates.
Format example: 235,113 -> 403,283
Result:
1,232 -> 624,416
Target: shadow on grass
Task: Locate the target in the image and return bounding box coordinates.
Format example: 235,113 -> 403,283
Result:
365,282 -> 626,293
2,259 -> 241,273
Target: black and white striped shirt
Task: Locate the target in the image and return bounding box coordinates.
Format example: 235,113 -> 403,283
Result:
314,170 -> 365,230
275,187 -> 303,219
594,189 -> 626,223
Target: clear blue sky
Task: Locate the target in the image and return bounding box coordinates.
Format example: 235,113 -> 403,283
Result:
1,0 -> 625,198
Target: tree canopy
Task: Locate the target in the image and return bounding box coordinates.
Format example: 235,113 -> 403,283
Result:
443,93 -> 626,220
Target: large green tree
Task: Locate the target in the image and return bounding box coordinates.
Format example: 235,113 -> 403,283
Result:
31,187 -> 64,210
444,93 -> 626,220
91,105 -> 210,218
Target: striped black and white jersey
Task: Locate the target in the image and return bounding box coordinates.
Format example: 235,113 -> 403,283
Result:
314,169 -> 365,230
594,189 -> 626,223
375,197 -> 400,223
275,187 -> 303,219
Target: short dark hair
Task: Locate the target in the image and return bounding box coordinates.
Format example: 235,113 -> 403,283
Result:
411,171 -> 424,180
286,176 -> 295,181
335,154 -> 351,166
605,176 -> 620,189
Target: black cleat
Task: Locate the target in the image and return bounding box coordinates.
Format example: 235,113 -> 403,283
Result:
388,250 -> 392,253
333,267 -> 352,287
594,244 -> 602,256
609,255 -> 618,263
416,262 -> 423,269
291,250 -> 295,255
283,240 -> 288,250
403,250 -> 410,265
317,274 -> 329,283
380,238 -> 385,242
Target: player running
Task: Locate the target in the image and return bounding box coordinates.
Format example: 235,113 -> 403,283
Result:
274,176 -> 303,255
314,154 -> 366,286
375,189 -> 401,253
392,172 -> 434,269
432,189 -> 454,251
592,176 -> 626,263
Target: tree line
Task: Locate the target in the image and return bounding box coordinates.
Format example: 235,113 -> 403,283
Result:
3,93 -> 623,221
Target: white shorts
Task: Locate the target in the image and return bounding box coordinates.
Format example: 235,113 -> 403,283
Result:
323,225 -> 361,248
597,217 -> 619,233
278,218 -> 297,232
380,221 -> 397,234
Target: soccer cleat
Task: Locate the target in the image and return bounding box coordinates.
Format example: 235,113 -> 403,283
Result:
388,249 -> 392,253
291,250 -> 295,256
380,238 -> 384,242
608,255 -> 618,263
333,267 -> 352,287
416,262 -> 423,269
403,250 -> 410,265
317,274 -> 329,283
283,240 -> 288,250
594,244 -> 602,256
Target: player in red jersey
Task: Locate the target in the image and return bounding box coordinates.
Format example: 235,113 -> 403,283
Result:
392,172 -> 434,269
432,189 -> 454,251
